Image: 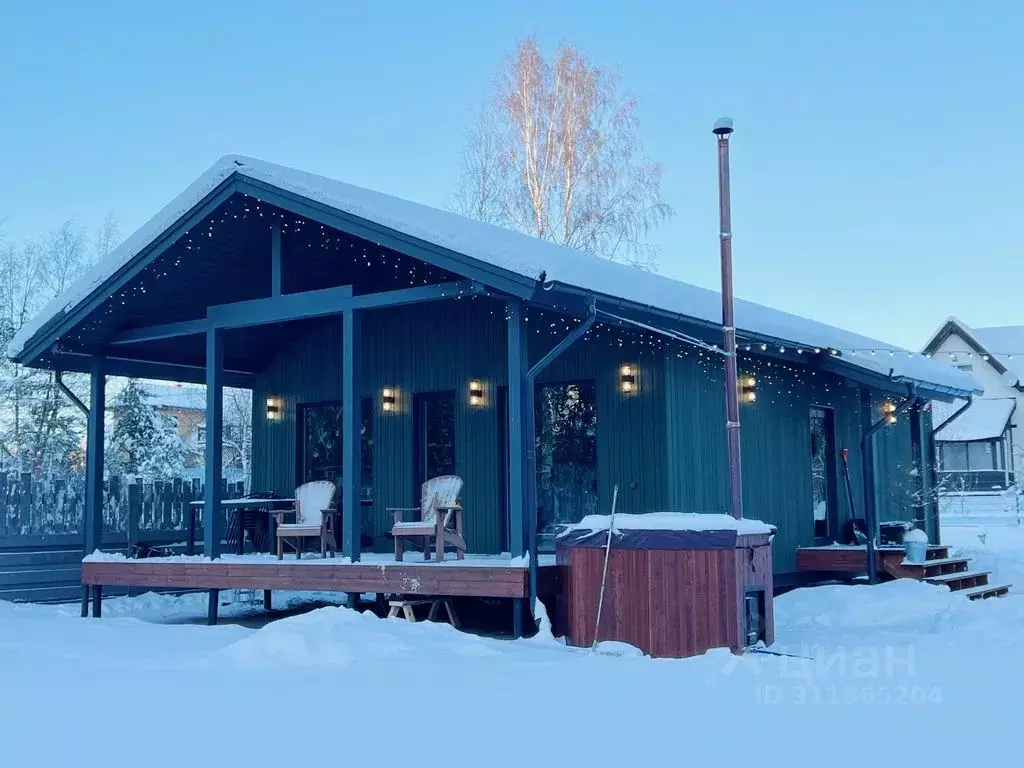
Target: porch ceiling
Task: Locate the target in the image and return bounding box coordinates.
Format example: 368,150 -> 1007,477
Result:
36,193 -> 463,375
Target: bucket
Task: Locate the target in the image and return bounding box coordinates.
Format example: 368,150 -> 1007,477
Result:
903,528 -> 929,564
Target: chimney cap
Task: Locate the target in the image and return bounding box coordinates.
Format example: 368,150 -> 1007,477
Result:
713,117 -> 734,136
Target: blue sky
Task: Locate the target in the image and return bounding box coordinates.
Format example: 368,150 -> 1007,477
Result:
1,1 -> 1020,349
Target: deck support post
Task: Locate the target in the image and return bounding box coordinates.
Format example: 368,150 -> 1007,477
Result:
512,598 -> 524,639
859,389 -> 880,584
204,328 -> 225,559
342,308 -> 362,561
263,590 -> 272,612
82,357 -> 106,616
506,301 -> 528,559
90,585 -> 102,618
207,589 -> 219,625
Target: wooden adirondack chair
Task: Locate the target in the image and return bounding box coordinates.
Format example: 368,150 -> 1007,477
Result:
389,475 -> 466,562
275,480 -> 338,559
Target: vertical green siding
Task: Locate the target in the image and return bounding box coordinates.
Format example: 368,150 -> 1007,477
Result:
250,295 -> 927,571
252,298 -> 667,554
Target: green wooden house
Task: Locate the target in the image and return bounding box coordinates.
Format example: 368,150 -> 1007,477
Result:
8,156 -> 979,624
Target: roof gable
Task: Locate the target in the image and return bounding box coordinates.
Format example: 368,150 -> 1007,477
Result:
922,316 -> 1023,389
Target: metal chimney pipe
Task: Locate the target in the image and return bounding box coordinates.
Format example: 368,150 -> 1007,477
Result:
714,117 -> 744,520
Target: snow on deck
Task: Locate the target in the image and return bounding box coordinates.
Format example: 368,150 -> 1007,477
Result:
7,155 -> 978,396
558,511 -> 775,536
934,397 -> 1016,441
83,550 -> 557,569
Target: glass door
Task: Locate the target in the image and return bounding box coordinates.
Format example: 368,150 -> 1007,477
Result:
413,392 -> 457,493
810,406 -> 839,542
297,399 -> 373,499
535,380 -> 598,551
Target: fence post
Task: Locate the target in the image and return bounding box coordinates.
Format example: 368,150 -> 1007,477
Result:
127,481 -> 141,551
19,473 -> 31,537
0,473 -> 7,537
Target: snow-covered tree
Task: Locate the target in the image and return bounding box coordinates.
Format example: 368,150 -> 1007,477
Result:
106,379 -> 185,480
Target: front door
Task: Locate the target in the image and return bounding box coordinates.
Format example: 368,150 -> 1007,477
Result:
535,380 -> 598,551
297,399 -> 373,499
412,391 -> 457,495
810,406 -> 839,542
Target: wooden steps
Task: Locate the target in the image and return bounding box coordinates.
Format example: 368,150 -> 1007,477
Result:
962,583 -> 1012,601
796,543 -> 1011,601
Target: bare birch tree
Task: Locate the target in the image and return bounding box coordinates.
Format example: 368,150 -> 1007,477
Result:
454,37 -> 672,269
0,217 -> 119,475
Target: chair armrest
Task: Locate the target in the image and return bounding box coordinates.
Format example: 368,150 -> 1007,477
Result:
387,507 -> 420,525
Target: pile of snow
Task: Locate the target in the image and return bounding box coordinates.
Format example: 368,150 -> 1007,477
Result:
560,511 -> 775,536
2,578 -> 1023,765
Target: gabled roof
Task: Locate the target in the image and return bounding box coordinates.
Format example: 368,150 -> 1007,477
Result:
8,155 -> 979,398
934,398 -> 1016,442
921,316 -> 1024,389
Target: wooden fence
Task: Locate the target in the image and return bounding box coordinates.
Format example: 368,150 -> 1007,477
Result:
0,473 -> 246,603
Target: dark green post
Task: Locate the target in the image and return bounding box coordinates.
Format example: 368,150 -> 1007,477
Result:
82,357 -> 105,617
342,308 -> 362,561
204,328 -> 224,558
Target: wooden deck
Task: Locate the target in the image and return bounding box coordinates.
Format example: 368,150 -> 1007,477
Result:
81,554 -> 560,600
795,544 -> 949,574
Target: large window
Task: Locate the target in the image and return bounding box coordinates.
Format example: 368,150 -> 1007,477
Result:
413,392 -> 457,492
939,440 -> 1003,471
810,407 -> 838,541
297,399 -> 373,498
535,380 -> 598,551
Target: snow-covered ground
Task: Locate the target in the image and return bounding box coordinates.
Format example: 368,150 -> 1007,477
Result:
1,574 -> 1022,767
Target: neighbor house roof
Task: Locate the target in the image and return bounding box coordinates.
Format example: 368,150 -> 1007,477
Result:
8,155 -> 979,398
922,316 -> 1024,389
934,398 -> 1016,442
142,382 -> 205,411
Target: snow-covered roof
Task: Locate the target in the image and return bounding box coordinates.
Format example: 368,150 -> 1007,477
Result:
970,325 -> 1024,383
558,512 -> 775,536
935,398 -> 1016,442
142,382 -> 205,411
8,155 -> 979,397
923,316 -> 1024,388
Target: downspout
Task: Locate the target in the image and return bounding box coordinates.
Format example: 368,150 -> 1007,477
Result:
55,371 -> 89,416
861,383 -> 918,585
524,298 -> 597,624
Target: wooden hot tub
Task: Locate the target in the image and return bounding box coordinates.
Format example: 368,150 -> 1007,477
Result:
556,515 -> 775,658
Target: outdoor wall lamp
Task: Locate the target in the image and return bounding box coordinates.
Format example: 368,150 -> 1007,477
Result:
739,375 -> 757,404
619,364 -> 637,395
265,396 -> 282,421
882,400 -> 897,425
468,379 -> 484,407
382,388 -> 397,413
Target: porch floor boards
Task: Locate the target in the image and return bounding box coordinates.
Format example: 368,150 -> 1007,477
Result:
81,554 -> 559,599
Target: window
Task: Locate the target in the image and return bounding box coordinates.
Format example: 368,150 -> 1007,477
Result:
535,380 -> 598,551
955,363 -> 973,372
810,407 -> 838,541
297,400 -> 374,499
940,440 -> 1000,471
197,426 -> 206,445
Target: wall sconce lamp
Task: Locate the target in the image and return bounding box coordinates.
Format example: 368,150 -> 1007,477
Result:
469,379 -> 484,407
266,396 -> 282,421
619,364 -> 637,394
882,400 -> 897,425
739,375 -> 757,404
382,388 -> 397,413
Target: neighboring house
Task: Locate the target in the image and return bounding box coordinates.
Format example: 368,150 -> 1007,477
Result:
922,317 -> 1024,492
107,380 -> 244,470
